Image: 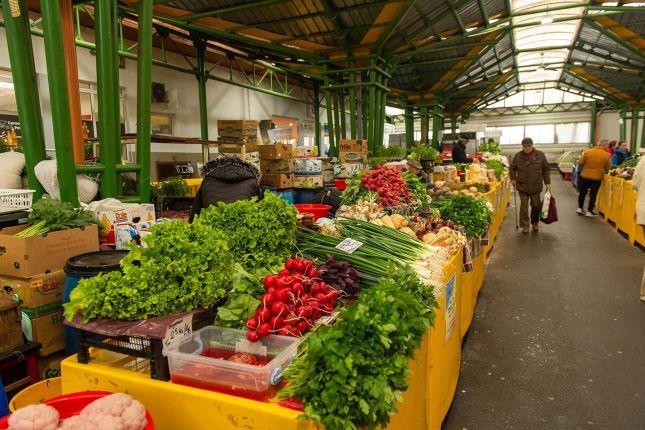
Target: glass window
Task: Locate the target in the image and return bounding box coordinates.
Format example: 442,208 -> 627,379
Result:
556,122 -> 590,144
504,92 -> 524,107
525,124 -> 555,144
523,90 -> 543,105
151,114 -> 173,135
499,125 -> 525,145
543,88 -> 564,104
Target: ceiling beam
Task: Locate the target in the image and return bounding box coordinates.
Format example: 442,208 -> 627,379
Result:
478,0 -> 490,26
565,67 -> 634,103
446,0 -> 467,35
177,0 -> 292,21
318,0 -> 350,51
585,16 -> 645,59
372,0 -> 418,53
456,72 -> 514,114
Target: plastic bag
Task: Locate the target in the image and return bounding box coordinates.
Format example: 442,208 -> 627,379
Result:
0,151 -> 25,189
34,160 -> 98,203
540,191 -> 558,224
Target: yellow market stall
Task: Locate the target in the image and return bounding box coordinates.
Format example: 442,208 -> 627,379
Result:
598,175 -> 643,246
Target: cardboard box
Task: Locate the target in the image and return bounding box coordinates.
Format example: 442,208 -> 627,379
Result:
258,143 -> 293,160
261,173 -> 293,189
0,225 -> 99,278
93,204 -> 155,245
297,146 -> 317,157
333,163 -> 364,178
339,151 -> 368,164
293,175 -> 323,189
38,351 -> 65,380
260,159 -> 294,175
322,170 -> 334,185
217,120 -> 258,138
0,270 -> 65,318
339,139 -> 367,153
31,311 -> 64,356
294,158 -> 323,175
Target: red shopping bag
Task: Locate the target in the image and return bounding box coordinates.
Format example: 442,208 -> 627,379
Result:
540,193 -> 558,224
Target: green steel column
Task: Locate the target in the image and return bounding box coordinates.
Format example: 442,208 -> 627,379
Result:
368,62 -> 377,154
314,83 -> 321,154
323,77 -> 335,157
40,0 -> 79,204
420,106 -> 428,145
2,0 -> 46,199
640,111 -> 645,150
95,0 -> 120,198
136,0 -> 153,202
451,117 -> 457,134
348,62 -> 357,139
404,105 -> 414,149
630,109 -> 638,154
377,75 -> 387,151
619,110 -> 627,141
589,100 -> 597,146
195,38 -> 209,141
432,104 -> 442,150
361,86 -> 368,143
332,90 -> 341,146
339,89 -> 346,140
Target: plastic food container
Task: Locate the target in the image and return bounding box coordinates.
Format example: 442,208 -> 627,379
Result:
334,178 -> 347,190
294,203 -> 332,220
166,326 -> 300,401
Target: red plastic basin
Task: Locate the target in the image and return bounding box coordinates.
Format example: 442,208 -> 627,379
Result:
334,179 -> 347,190
0,391 -> 154,429
294,204 -> 332,220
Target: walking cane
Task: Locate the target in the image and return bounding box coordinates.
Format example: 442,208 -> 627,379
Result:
513,186 -> 519,230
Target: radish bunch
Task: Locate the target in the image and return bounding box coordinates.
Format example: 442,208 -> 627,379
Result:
360,166 -> 414,207
245,258 -> 337,342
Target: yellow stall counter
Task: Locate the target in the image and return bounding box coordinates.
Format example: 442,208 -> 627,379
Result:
62,251 -> 465,430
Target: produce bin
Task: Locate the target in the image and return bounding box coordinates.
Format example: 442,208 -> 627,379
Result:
166,326 -> 300,401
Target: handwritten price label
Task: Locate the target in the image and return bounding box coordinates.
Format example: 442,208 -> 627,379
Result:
162,315 -> 193,354
335,238 -> 363,254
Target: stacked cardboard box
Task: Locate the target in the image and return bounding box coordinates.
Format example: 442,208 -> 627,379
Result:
338,139 -> 368,164
217,120 -> 260,152
0,225 -> 99,356
293,157 -> 324,189
259,144 -> 294,189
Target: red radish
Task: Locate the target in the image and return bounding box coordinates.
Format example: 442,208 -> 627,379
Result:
271,301 -> 288,316
246,330 -> 260,342
315,293 -> 326,302
296,321 -> 308,332
262,293 -> 276,307
280,325 -> 294,336
245,317 -> 259,330
263,274 -> 276,288
278,269 -> 290,277
276,288 -> 291,303
325,290 -> 338,302
258,323 -> 271,337
267,287 -> 278,296
285,259 -> 296,271
291,282 -> 305,296
270,316 -> 285,329
294,259 -> 306,273
256,307 -> 271,321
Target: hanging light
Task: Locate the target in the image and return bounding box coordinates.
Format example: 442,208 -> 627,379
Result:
541,8 -> 554,25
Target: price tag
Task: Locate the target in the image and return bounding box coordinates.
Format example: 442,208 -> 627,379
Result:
335,238 -> 363,254
317,311 -> 340,326
162,314 -> 193,354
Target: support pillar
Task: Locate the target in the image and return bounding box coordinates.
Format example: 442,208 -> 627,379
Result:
451,117 -> 457,135
195,38 -> 208,141
323,77 -> 335,157
339,90 -> 346,140
41,0 -> 79,204
2,0 -> 47,199
361,85 -> 368,143
332,90 -> 341,147
630,109 -> 638,154
619,109 -> 627,141
348,61 -> 357,139
420,106 -> 429,145
314,84 -> 321,154
404,105 -> 414,150
136,0 -> 153,202
95,0 -> 120,198
589,100 -> 597,146
367,61 -> 377,154
377,76 -> 388,152
432,103 -> 443,150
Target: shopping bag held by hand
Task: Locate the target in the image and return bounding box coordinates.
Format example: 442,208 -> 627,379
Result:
540,191 -> 558,224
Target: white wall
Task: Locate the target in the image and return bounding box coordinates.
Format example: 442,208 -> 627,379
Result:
0,26 -> 319,155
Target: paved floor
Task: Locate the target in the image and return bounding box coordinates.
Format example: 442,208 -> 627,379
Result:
443,175 -> 645,430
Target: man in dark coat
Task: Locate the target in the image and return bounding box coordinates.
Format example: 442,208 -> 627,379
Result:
452,138 -> 469,164
509,137 -> 551,233
189,155 -> 261,221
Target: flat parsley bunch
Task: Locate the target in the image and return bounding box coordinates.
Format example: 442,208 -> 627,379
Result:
431,193 -> 493,237
282,266 -> 437,430
194,191 -> 297,270
64,221 -> 233,321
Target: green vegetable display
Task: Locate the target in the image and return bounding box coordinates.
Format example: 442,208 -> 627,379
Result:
194,191 -> 297,270
402,171 -> 430,207
618,155 -> 640,168
485,159 -> 505,180
151,176 -> 190,198
16,197 -> 98,238
431,194 -> 493,237
64,221 -> 233,321
408,145 -> 438,161
478,141 -> 501,154
215,265 -> 273,328
282,266 -> 437,430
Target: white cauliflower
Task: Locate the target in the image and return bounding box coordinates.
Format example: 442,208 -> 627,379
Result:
57,416 -> 87,430
79,393 -> 146,430
8,404 -> 60,430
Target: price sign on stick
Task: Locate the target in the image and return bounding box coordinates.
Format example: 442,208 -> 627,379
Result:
335,238 -> 363,254
162,314 -> 193,354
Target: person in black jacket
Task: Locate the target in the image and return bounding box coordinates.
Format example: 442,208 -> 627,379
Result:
189,155 -> 261,221
452,138 -> 469,163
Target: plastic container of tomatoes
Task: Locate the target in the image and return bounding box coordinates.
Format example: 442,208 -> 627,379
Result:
0,391 -> 155,429
166,326 -> 300,401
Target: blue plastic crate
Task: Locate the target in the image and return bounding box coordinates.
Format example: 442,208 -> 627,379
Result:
293,189 -> 320,204
270,188 -> 295,203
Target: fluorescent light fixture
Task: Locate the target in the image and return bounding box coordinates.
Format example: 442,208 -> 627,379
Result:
541,16 -> 554,24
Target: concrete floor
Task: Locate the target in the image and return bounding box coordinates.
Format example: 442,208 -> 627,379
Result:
443,175 -> 645,430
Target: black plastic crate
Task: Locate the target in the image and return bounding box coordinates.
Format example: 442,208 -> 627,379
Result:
75,307 -> 214,381
153,197 -> 194,219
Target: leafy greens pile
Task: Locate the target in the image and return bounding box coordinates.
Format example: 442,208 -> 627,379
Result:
431,194 -> 493,237
16,197 -> 98,238
64,221 -> 233,321
194,191 -> 297,270
402,171 -> 430,207
485,159 -> 505,180
281,266 -> 437,430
